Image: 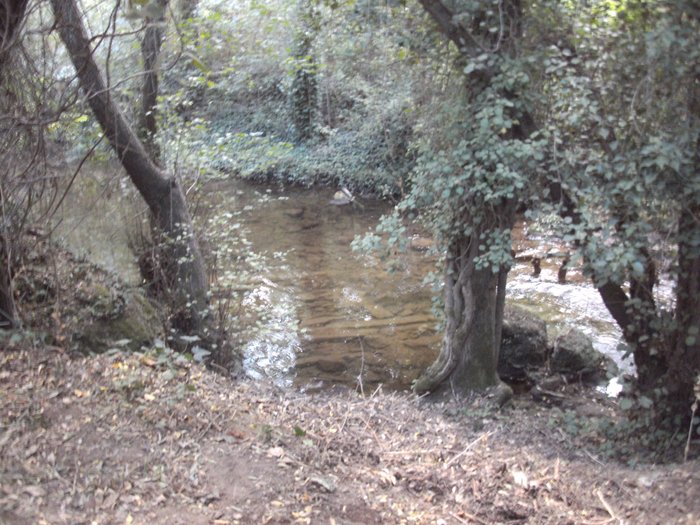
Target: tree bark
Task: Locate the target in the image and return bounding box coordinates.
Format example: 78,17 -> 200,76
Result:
665,203 -> 700,410
50,0 -> 208,333
290,0 -> 318,143
413,225 -> 508,395
412,0 -> 522,396
0,0 -> 29,330
0,235 -> 17,329
417,0 -> 471,52
0,0 -> 27,62
138,0 -> 167,161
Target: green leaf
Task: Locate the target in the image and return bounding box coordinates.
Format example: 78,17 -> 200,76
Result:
638,396 -> 653,409
293,425 -> 306,437
185,52 -> 210,74
619,398 -> 633,410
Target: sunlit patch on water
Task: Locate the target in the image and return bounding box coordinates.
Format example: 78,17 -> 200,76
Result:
508,267 -> 634,372
241,283 -> 300,388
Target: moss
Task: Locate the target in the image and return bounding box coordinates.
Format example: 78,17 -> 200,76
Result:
75,290 -> 162,353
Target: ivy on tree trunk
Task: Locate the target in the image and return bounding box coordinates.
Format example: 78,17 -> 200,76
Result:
413,215 -> 513,395
412,0 -> 525,398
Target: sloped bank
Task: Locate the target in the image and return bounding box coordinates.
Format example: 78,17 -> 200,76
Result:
0,344 -> 698,524
13,236 -> 162,353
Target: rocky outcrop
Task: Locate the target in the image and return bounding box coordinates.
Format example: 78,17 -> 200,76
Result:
498,305 -> 548,382
550,328 -> 618,382
16,240 -> 162,352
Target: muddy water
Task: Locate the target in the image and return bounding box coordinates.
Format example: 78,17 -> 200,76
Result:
202,181 -> 440,391
56,172 -> 630,391
203,181 -> 631,391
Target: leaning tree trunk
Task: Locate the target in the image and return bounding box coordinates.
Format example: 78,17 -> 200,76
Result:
413,222 -> 510,395
0,0 -> 29,330
138,0 -> 167,161
50,0 -> 208,333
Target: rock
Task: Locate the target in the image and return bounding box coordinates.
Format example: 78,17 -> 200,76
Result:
284,207 -> 305,219
19,240 -> 162,353
330,188 -> 354,205
498,305 -> 548,382
550,328 -> 618,382
74,290 -> 161,353
409,236 -> 433,252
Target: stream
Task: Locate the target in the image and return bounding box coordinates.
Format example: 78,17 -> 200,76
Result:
57,172 -> 632,392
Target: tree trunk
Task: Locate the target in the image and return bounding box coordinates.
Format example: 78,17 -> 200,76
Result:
0,0 -> 29,330
178,0 -> 197,21
556,182 -> 669,388
50,0 -> 208,334
412,0 -> 522,397
413,227 -> 507,395
138,0 -> 167,161
290,0 -> 318,143
0,235 -> 17,329
0,0 -> 27,62
664,203 -> 700,412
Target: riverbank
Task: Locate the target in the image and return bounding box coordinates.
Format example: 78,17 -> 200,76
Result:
1,342 -> 698,524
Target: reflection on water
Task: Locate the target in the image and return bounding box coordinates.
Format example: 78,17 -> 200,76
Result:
205,180 -> 631,391
57,169 -> 631,391
203,181 -> 440,390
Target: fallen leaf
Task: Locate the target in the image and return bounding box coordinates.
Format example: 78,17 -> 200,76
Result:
140,356 -> 157,367
227,428 -> 246,440
512,470 -> 530,489
306,474 -> 336,493
267,446 -> 285,458
23,485 -> 46,498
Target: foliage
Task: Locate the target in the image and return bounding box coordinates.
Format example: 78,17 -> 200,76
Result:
3,0 -> 698,426
546,405 -> 691,464
150,0 -> 429,194
537,0 -> 699,287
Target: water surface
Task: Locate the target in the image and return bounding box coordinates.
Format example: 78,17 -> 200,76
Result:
56,171 -> 631,391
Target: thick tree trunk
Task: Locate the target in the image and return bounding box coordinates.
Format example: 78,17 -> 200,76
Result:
413,205 -> 515,397
412,0 -> 521,397
139,0 -> 167,161
665,204 -> 700,410
0,0 -> 29,330
413,229 -> 505,395
50,0 -> 208,333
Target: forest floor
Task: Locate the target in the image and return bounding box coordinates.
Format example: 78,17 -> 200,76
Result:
1,342 -> 699,525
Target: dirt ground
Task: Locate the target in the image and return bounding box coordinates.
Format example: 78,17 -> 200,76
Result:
1,344 -> 699,525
